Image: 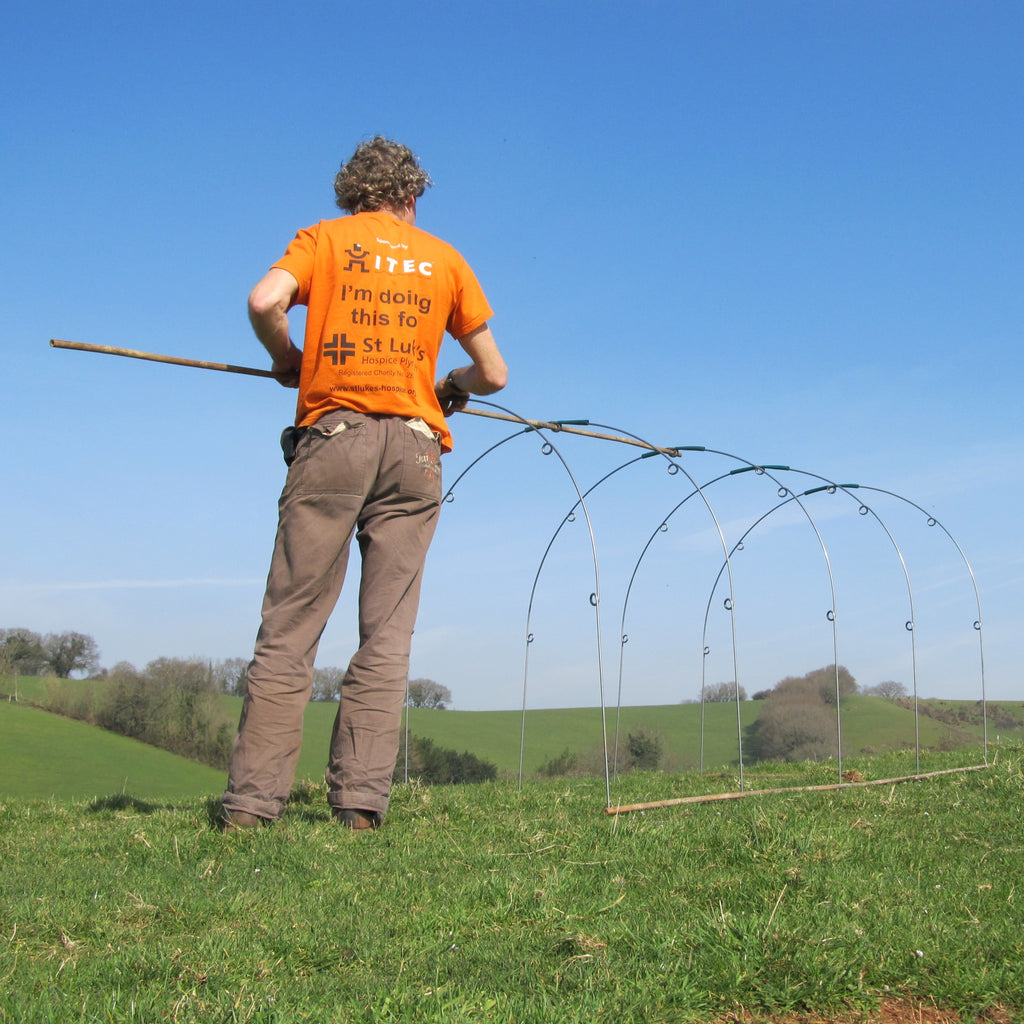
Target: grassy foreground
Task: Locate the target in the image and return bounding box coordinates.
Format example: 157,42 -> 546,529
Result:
2,746 -> 1022,1023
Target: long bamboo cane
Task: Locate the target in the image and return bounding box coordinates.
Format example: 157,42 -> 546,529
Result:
50,338 -> 277,378
50,339 -> 682,455
604,763 -> 988,814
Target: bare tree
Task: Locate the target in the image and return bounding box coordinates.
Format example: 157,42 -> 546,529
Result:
701,681 -> 748,703
312,666 -> 345,702
209,657 -> 249,697
406,678 -> 452,709
864,680 -> 907,699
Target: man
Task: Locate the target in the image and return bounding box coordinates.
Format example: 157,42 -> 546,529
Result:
221,137 -> 507,831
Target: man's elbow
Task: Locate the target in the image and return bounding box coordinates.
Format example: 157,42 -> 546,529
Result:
248,284 -> 279,322
248,269 -> 297,323
480,359 -> 508,394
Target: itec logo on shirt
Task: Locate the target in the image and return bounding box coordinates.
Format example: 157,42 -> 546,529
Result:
342,242 -> 433,277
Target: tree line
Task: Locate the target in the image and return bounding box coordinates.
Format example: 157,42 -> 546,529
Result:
3,624 -> 474,779
3,626 -> 454,704
32,655 -> 474,778
42,658 -> 237,769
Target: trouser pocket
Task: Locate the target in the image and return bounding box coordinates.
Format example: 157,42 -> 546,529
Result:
398,420 -> 442,502
287,415 -> 367,496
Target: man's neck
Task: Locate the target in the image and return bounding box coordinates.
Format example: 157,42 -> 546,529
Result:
382,200 -> 416,226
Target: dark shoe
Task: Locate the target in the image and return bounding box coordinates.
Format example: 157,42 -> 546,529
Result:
221,809 -> 269,832
333,808 -> 383,831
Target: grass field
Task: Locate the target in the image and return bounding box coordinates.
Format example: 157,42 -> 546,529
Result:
1,745 -> 1021,1023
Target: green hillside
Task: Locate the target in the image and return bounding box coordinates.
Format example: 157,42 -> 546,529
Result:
0,700 -> 224,801
293,700 -> 764,781
293,694 -> 1009,782
6,677 -> 1019,803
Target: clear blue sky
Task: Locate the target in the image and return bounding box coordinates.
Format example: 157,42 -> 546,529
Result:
3,1 -> 1021,710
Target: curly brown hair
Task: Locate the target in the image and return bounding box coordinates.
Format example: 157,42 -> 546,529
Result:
333,136 -> 433,214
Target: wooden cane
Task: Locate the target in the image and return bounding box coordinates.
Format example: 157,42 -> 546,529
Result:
50,339 -> 278,378
50,338 -> 683,456
54,337 -> 696,458
603,763 -> 989,814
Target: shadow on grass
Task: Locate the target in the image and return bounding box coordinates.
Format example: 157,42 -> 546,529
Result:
286,778 -> 334,824
87,794 -> 168,814
204,796 -> 226,829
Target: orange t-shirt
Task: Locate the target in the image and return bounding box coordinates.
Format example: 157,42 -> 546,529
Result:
273,211 -> 493,452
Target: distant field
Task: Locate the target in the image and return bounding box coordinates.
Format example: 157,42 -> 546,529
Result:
5,676 -> 1020,803
294,694 -> 1012,782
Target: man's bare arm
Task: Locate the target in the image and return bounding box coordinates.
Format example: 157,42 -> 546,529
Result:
248,267 -> 303,387
434,323 -> 508,415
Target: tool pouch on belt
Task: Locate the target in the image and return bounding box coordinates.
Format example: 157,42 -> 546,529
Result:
279,426 -> 307,466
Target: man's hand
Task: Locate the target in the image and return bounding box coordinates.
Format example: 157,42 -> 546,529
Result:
435,327 -> 507,416
435,370 -> 470,417
272,343 -> 303,388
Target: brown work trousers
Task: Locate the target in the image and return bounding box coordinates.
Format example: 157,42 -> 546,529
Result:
223,409 -> 441,821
